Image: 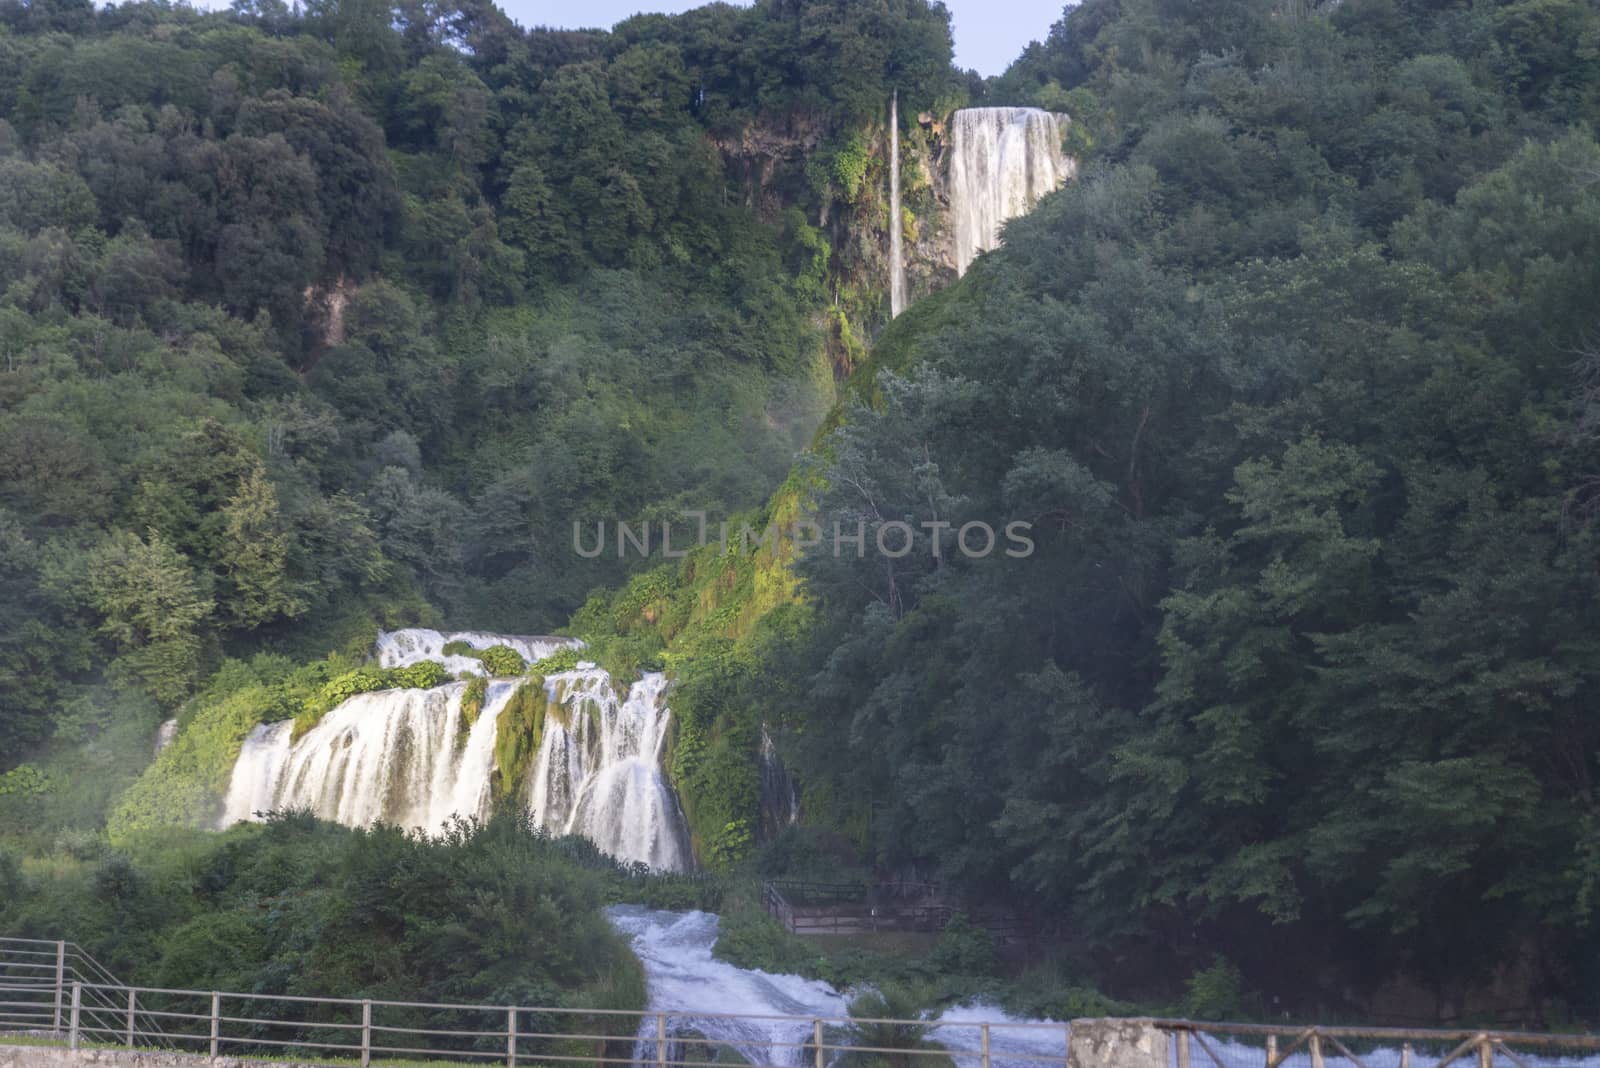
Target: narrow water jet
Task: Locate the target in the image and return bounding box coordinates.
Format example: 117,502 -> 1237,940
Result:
889,89 -> 907,318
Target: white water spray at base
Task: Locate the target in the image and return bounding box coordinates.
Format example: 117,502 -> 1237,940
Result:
605,906 -> 1071,1068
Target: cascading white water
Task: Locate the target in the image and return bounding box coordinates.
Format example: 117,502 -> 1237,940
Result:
889,90 -> 907,318
527,671 -> 690,872
376,628 -> 575,676
947,107 -> 1074,276
606,906 -> 1070,1068
218,630 -> 692,871
220,679 -> 517,831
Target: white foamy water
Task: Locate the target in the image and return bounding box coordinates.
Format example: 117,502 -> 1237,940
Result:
376,628 -> 579,676
605,906 -> 1071,1068
220,679 -> 518,831
218,630 -> 691,870
529,671 -> 690,872
948,107 -> 1074,276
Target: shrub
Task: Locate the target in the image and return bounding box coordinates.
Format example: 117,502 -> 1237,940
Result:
531,647 -> 582,675
477,644 -> 528,676
293,661 -> 451,739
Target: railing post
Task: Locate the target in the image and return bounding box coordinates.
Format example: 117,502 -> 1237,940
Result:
814,1018 -> 825,1068
1310,1033 -> 1324,1068
52,940 -> 65,1035
68,981 -> 81,1051
655,1012 -> 667,1068
1401,1044 -> 1412,1068
981,1023 -> 991,1068
1477,1034 -> 1492,1068
127,988 -> 137,1048
1178,1031 -> 1191,1068
1267,1035 -> 1278,1068
361,999 -> 372,1068
506,1006 -> 517,1068
210,991 -> 220,1058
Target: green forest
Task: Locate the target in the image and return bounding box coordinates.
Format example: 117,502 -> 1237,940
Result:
2,0 -> 1600,1034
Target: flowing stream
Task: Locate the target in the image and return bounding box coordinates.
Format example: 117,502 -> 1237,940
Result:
606,906 -> 1070,1068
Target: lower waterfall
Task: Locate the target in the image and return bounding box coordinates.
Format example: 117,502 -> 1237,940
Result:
948,107 -> 1074,276
219,629 -> 692,871
528,670 -> 691,872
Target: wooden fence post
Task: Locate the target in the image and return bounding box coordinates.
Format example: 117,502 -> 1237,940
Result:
656,1012 -> 667,1068
981,1023 -> 991,1068
1401,1044 -> 1412,1068
1178,1031 -> 1191,1068
506,1007 -> 518,1068
68,981 -> 80,1052
814,1018 -> 825,1068
361,999 -> 372,1068
1477,1035 -> 1492,1068
126,988 -> 137,1048
1267,1035 -> 1278,1068
1310,1033 -> 1324,1068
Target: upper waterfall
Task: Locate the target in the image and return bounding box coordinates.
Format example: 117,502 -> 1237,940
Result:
947,107 -> 1074,276
219,629 -> 692,871
889,90 -> 907,318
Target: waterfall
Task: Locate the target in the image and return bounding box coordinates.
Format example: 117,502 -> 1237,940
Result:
947,107 -> 1074,276
889,90 -> 907,318
220,680 -> 514,831
527,670 -> 690,872
153,718 -> 178,756
758,726 -> 799,838
218,630 -> 692,871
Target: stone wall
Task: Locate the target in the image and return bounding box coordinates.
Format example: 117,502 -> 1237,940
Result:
1068,1017 -> 1171,1068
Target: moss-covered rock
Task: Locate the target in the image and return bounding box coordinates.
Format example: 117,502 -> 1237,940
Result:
459,675 -> 488,747
492,677 -> 550,804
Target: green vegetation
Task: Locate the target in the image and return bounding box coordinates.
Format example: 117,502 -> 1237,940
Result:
294,661 -> 452,739
459,676 -> 489,742
444,642 -> 529,676
493,679 -> 552,805
0,0 -> 1597,1030
705,0 -> 1600,1023
531,648 -> 582,675
0,812 -> 647,1027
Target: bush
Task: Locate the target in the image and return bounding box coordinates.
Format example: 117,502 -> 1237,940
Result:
294,661 -> 451,738
477,645 -> 528,676
531,648 -> 582,675
1183,956 -> 1249,1020
928,912 -> 1000,978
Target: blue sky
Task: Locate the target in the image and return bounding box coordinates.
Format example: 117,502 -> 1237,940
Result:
502,0 -> 1066,77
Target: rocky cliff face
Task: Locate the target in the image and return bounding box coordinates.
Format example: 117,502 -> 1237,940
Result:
711,104 -> 1070,375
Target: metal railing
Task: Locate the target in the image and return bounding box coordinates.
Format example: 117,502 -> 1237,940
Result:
8,936 -> 1600,1068
1155,1021 -> 1600,1068
35,981 -> 1077,1068
0,936 -> 167,1042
